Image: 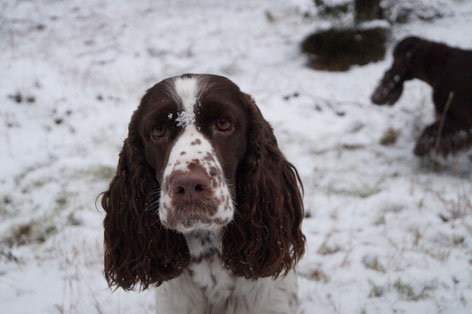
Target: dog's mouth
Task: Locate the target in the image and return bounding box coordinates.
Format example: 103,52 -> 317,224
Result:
163,200 -> 230,232
181,217 -> 211,228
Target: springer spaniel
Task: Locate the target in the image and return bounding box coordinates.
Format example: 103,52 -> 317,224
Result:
101,74 -> 305,313
371,36 -> 472,156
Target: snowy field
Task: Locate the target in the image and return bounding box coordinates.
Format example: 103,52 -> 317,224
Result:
1,0 -> 472,313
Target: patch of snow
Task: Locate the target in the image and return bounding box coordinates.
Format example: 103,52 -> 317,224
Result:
175,110 -> 196,128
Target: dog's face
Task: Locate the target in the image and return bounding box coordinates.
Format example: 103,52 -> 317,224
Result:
102,73 -> 305,289
138,74 -> 248,232
370,68 -> 405,106
371,37 -> 420,106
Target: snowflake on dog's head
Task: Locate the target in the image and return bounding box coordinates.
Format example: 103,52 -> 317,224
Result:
175,110 -> 195,128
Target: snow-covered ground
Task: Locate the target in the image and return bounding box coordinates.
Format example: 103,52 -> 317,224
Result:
1,0 -> 471,313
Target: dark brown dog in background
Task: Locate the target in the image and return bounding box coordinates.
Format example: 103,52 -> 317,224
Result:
371,36 -> 472,156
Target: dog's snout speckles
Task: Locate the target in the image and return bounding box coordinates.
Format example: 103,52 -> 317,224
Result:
190,139 -> 201,145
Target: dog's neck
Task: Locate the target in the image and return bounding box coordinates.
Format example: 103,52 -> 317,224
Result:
183,229 -> 234,305
184,229 -> 223,262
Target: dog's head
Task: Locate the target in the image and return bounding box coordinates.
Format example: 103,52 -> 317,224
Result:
371,37 -> 424,105
101,74 -> 305,290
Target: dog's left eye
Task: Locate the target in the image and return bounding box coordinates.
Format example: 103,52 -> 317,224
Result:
151,125 -> 166,140
216,119 -> 232,132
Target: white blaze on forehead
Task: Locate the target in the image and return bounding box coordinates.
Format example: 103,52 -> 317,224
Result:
172,77 -> 198,127
169,75 -> 214,128
174,76 -> 198,111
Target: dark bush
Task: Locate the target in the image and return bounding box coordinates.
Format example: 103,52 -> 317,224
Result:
301,27 -> 388,71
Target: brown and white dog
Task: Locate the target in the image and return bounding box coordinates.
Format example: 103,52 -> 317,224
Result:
101,74 -> 305,313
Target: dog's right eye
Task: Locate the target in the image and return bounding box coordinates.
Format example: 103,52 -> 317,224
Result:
151,125 -> 166,140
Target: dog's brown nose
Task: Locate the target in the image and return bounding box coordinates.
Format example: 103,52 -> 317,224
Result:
170,170 -> 211,201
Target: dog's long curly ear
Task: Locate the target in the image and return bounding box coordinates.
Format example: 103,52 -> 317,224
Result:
102,94 -> 189,291
222,93 -> 305,279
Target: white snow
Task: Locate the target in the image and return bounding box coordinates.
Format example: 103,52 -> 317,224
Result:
175,110 -> 196,128
1,0 -> 472,313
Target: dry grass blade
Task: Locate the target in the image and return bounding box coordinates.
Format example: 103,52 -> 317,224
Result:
435,91 -> 454,152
